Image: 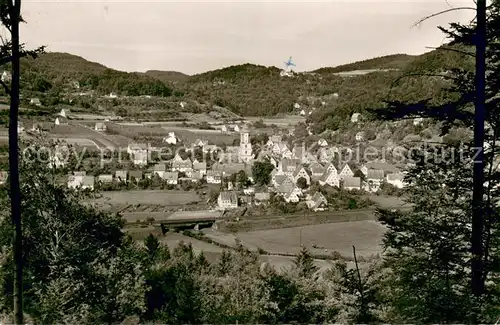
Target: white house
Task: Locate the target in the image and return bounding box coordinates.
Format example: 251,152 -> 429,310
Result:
163,132 -> 179,145
127,143 -> 149,166
1,71 -> 11,83
351,113 -> 361,123
282,186 -> 302,203
294,103 -> 301,109
355,131 -> 365,142
292,165 -> 310,185
317,138 -> 328,147
386,172 -> 405,189
217,191 -> 238,210
319,170 -> 340,187
54,117 -> 68,126
95,122 -> 106,132
413,117 -> 424,126
299,109 -> 306,116
30,98 -> 41,106
207,170 -> 222,184
339,164 -> 355,180
68,175 -> 94,190
59,109 -> 67,118
193,160 -> 207,175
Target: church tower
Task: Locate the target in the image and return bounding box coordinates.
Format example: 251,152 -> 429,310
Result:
239,127 -> 253,163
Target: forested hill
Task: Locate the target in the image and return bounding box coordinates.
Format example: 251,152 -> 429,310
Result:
16,45 -> 474,132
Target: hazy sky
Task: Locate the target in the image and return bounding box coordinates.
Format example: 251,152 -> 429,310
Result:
20,0 -> 475,75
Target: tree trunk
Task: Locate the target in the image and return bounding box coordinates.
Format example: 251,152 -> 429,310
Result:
471,0 -> 486,297
8,1 -> 23,323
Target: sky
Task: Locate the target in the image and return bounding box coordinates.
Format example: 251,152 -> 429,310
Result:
20,0 -> 476,75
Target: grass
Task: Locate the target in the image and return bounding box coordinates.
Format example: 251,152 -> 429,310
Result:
96,190 -> 201,206
234,220 -> 386,258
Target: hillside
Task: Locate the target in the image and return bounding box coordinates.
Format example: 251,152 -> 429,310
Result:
12,45 -> 474,130
20,52 -> 173,98
313,54 -> 416,74
145,70 -> 190,84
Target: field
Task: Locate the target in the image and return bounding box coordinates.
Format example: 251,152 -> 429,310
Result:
129,229 -> 347,273
112,122 -> 238,145
207,220 -> 387,258
49,123 -> 123,149
245,115 -> 306,127
95,190 -> 200,206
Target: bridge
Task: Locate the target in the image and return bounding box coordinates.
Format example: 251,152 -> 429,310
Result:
157,210 -> 223,233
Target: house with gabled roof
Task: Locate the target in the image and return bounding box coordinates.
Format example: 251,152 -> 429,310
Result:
317,138 -> 328,147
97,174 -> 113,183
292,165 -> 310,185
343,176 -> 361,191
366,169 -> 385,192
325,163 -> 338,175
319,170 -> 340,187
309,162 -> 326,181
217,191 -> 238,210
283,189 -> 300,203
339,163 -> 355,180
306,192 -> 328,211
317,147 -> 334,163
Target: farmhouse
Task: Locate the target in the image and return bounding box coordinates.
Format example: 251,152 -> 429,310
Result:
95,122 -> 107,132
68,175 -> 94,190
217,191 -> 238,210
254,192 -> 270,204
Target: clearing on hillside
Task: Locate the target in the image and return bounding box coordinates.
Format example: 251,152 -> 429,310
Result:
227,220 -> 387,258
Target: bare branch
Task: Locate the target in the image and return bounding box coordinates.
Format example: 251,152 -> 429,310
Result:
412,7 -> 477,28
425,46 -> 475,57
0,79 -> 10,95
